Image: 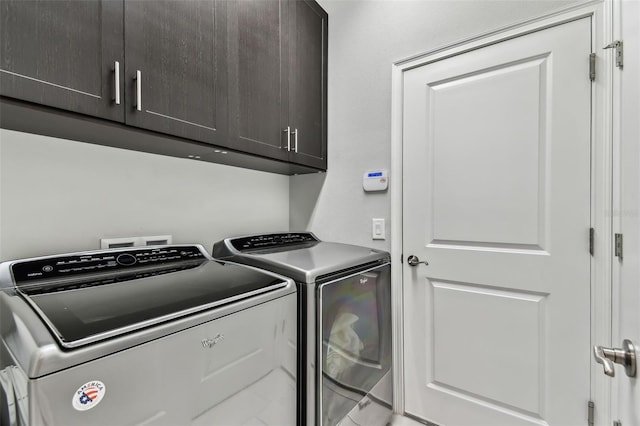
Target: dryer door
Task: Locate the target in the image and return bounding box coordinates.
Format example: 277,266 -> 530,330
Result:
318,263 -> 392,426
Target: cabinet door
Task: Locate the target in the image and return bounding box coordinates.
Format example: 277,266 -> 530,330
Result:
227,0 -> 290,161
0,0 -> 124,122
288,0 -> 327,170
124,0 -> 228,145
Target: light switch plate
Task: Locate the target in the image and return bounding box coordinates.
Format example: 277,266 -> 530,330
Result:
372,218 -> 385,240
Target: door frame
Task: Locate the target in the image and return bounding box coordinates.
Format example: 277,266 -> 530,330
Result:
390,1 -> 616,424
610,0 -> 636,423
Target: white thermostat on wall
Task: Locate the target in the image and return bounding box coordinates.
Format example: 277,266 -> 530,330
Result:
363,169 -> 389,192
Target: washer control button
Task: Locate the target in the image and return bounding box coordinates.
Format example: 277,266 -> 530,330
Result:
116,253 -> 137,266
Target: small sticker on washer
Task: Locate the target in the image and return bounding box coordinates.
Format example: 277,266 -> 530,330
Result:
72,380 -> 106,411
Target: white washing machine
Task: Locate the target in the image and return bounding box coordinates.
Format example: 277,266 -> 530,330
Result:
0,245 -> 297,426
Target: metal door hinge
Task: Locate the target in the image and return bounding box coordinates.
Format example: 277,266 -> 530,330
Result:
589,228 -> 595,256
588,400 -> 595,426
604,40 -> 623,69
615,233 -> 623,259
400,254 -> 403,264
589,53 -> 596,81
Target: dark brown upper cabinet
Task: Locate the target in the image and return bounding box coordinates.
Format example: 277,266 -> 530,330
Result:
227,0 -> 327,170
288,0 -> 328,170
1,0 -> 327,173
227,0 -> 290,163
0,0 -> 227,145
0,0 -> 124,122
124,0 -> 228,145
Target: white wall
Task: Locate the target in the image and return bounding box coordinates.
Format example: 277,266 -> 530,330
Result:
0,129 -> 290,261
292,0 -> 587,250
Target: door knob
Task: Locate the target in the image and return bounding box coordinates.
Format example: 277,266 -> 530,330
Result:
593,339 -> 636,377
407,255 -> 428,267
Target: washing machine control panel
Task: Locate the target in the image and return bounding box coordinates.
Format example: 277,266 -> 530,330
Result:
230,232 -> 319,251
11,245 -> 207,284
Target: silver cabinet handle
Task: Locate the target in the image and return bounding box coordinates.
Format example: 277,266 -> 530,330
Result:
593,339 -> 637,377
283,126 -> 291,151
114,61 -> 120,105
292,128 -> 298,153
407,255 -> 429,267
134,70 -> 142,111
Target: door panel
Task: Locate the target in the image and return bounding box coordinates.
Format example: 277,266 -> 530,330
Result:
289,0 -> 328,169
227,0 -> 289,161
403,18 -> 591,426
124,0 -> 227,145
428,57 -> 547,248
432,282 -> 545,414
0,0 -> 123,121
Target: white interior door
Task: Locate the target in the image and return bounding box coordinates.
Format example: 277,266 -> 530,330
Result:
402,17 -> 592,426
613,0 -> 640,423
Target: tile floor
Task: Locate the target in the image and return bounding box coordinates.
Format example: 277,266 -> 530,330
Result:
192,368 -> 295,426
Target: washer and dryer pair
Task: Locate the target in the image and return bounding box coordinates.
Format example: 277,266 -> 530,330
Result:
0,233 -> 391,426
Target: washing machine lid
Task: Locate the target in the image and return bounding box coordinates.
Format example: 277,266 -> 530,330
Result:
213,232 -> 390,283
0,245 -> 288,349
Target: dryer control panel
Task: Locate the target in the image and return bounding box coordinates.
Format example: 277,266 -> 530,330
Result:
229,233 -> 319,252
